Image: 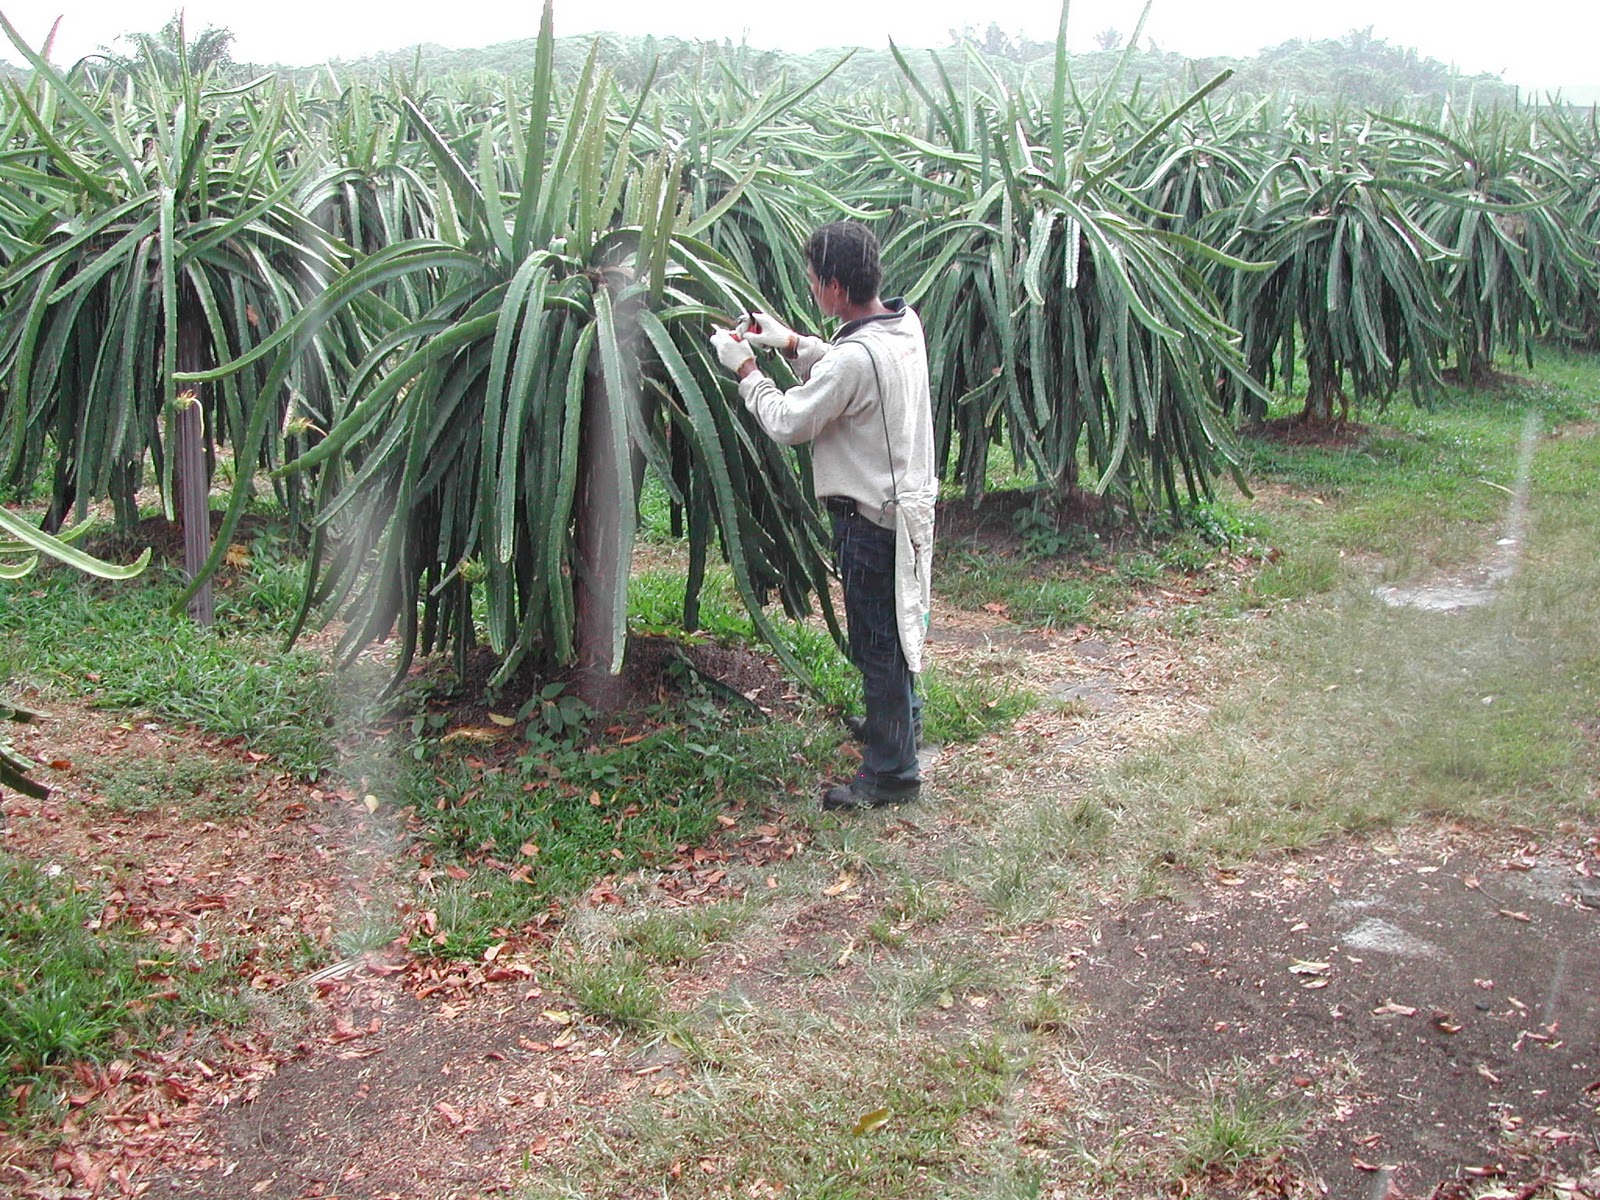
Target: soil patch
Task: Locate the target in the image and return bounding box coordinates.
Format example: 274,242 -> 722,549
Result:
80,513 -> 289,567
936,487 -> 1118,555
148,982 -> 597,1199
1069,827 -> 1600,1197
1439,366 -> 1538,391
1246,416 -> 1372,447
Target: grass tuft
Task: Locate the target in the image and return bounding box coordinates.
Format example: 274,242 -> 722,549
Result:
617,901 -> 749,966
552,943 -> 671,1032
1174,1065 -> 1305,1175
84,755 -> 253,816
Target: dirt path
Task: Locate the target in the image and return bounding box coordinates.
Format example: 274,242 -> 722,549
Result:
4,587 -> 1598,1199
1070,827 -> 1600,1196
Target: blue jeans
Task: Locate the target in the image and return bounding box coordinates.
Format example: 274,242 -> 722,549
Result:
832,506 -> 920,788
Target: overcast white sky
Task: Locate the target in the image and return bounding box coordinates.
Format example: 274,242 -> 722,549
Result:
3,1 -> 1596,94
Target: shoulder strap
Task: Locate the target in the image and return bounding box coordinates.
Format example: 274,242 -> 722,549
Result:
844,338 -> 900,510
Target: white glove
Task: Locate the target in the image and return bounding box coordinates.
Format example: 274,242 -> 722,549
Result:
710,328 -> 755,374
735,310 -> 798,355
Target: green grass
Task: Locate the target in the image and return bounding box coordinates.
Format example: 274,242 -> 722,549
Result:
629,564 -> 761,644
395,705 -> 833,956
522,1021 -> 1027,1199
617,901 -> 750,966
410,873 -> 549,960
1241,383 -> 1569,575
551,943 -> 672,1033
1244,544 -> 1343,604
1174,1065 -> 1305,1174
632,563 -> 1034,746
1065,362 -> 1600,895
866,946 -> 999,1018
498,351 -> 1600,1197
0,855 -> 132,1078
0,852 -> 252,1124
883,876 -> 953,927
921,664 -> 1037,745
4,352 -> 1598,1192
332,904 -> 403,959
934,548 -> 1102,629
83,754 -> 254,816
934,496 -> 1278,634
1090,588 -> 1600,893
0,566 -> 337,776
952,792 -> 1113,926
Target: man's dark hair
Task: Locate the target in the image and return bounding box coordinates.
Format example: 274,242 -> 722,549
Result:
805,220 -> 881,305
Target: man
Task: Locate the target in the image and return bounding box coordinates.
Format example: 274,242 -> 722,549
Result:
709,220 -> 936,811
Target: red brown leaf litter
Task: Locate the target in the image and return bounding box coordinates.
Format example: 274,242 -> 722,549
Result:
2,594 -> 1598,1199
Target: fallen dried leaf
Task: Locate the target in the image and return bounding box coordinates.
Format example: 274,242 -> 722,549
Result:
852,1107 -> 892,1136
1372,1000 -> 1418,1017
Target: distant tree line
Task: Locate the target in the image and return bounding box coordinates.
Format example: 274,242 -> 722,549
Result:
52,16 -> 1526,111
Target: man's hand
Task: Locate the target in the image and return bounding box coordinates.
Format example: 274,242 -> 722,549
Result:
709,328 -> 756,377
736,310 -> 798,355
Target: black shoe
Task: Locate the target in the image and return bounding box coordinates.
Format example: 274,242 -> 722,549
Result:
822,776 -> 921,811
